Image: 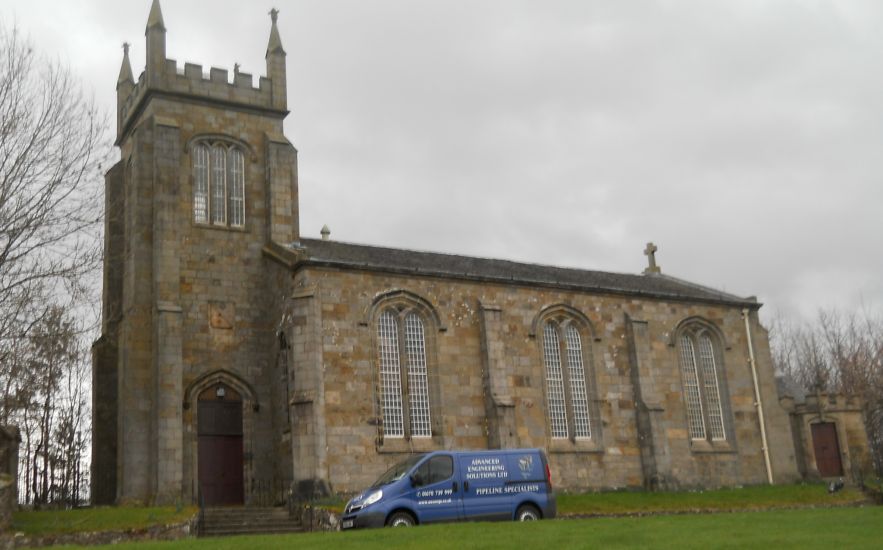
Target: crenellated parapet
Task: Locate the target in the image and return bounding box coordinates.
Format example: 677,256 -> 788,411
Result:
116,0 -> 287,144
799,392 -> 864,414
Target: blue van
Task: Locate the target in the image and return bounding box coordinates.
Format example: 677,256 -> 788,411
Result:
341,448 -> 556,529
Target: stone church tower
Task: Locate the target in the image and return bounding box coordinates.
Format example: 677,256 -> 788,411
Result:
92,0 -> 298,505
93,1 -> 874,508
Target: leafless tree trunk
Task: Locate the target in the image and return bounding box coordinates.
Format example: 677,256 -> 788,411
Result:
1,22 -> 106,507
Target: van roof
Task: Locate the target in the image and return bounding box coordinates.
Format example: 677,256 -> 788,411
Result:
426,448 -> 543,456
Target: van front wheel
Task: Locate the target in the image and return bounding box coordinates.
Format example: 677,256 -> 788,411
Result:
515,504 -> 541,522
387,512 -> 416,527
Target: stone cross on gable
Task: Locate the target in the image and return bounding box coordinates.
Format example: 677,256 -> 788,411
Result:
122,42 -> 130,56
643,242 -> 661,275
269,8 -> 279,23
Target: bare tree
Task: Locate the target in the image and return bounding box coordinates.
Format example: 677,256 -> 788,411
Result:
0,23 -> 106,506
0,23 -> 105,342
770,307 -> 883,476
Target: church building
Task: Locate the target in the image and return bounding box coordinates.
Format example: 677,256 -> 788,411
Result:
92,1 -> 871,506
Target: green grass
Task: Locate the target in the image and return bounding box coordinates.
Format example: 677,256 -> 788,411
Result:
6,483 -> 866,540
308,496 -> 346,515
58,507 -> 883,550
11,506 -> 197,536
557,483 -> 866,516
311,482 -> 866,517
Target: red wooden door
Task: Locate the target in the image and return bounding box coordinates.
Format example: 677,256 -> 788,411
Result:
811,422 -> 843,477
198,399 -> 244,506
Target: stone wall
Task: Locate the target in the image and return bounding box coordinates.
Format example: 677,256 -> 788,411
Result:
0,515 -> 196,549
0,426 -> 20,531
102,85 -> 297,507
283,266 -> 799,494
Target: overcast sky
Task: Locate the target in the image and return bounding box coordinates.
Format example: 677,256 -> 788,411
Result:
2,0 -> 882,322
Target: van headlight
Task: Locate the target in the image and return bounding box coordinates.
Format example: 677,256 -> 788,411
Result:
363,490 -> 383,507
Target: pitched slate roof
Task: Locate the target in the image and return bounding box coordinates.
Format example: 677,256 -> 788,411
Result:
291,238 -> 759,308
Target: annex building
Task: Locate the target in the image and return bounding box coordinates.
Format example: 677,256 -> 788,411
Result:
91,1 -> 872,506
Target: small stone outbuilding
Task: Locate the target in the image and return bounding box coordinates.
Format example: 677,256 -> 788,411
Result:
777,380 -> 874,483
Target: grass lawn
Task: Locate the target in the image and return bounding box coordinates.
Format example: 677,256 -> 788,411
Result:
312,482 -> 865,518
58,506 -> 883,550
11,506 -> 197,536
557,483 -> 866,516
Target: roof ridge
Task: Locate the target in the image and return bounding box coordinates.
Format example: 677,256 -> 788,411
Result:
654,273 -> 754,304
298,237 -> 642,279
295,237 -> 759,308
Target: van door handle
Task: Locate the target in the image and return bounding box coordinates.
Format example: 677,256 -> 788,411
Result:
464,481 -> 469,492
452,481 -> 458,492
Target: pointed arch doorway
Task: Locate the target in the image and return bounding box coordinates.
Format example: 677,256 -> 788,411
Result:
198,383 -> 244,506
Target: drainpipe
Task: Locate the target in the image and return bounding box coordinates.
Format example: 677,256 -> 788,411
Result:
743,308 -> 774,485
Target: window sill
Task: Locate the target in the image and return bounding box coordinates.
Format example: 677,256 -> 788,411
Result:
548,438 -> 604,454
376,436 -> 442,454
192,221 -> 248,233
689,439 -> 736,454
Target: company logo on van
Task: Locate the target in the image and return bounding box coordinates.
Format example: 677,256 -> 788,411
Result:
517,455 -> 533,478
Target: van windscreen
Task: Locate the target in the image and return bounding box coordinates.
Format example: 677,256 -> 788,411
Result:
371,454 -> 424,488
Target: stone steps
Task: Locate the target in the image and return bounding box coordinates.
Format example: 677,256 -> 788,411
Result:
200,507 -> 303,537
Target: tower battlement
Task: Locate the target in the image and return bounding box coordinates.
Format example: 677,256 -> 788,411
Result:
116,0 -> 287,143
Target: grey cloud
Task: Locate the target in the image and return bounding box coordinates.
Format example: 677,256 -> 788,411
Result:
2,0 -> 881,320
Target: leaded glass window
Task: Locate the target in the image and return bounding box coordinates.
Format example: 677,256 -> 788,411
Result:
192,142 -> 246,228
404,313 -> 431,438
543,323 -> 568,439
542,319 -> 596,441
679,335 -> 706,440
698,335 -> 726,440
193,145 -> 209,223
228,148 -> 245,228
378,310 -> 404,438
375,304 -> 436,440
678,326 -> 728,442
210,145 -> 226,225
565,325 -> 591,439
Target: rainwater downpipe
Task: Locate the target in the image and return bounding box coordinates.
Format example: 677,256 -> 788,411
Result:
743,308 -> 774,485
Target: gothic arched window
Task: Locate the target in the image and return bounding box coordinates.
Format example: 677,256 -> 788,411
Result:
376,308 -> 432,439
193,142 -> 245,228
678,324 -> 728,442
540,314 -> 597,441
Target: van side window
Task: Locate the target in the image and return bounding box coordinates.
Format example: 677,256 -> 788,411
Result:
428,455 -> 453,484
414,455 -> 453,487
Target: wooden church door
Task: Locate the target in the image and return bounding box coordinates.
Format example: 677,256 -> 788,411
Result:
198,383 -> 245,506
811,422 -> 843,477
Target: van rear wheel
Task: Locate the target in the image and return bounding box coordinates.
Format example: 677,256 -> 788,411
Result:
387,511 -> 416,527
516,504 -> 541,521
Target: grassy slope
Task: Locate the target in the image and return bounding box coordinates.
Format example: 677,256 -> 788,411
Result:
315,483 -> 866,517
7,483 -> 867,540
557,483 -> 866,515
62,507 -> 883,550
11,506 -> 197,536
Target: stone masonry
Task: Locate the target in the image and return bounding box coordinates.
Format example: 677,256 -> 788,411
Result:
93,1 -> 866,506
268,256 -> 798,493
92,0 -> 296,505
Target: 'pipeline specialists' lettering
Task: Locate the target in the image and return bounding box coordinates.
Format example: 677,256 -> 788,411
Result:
475,483 -> 540,496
